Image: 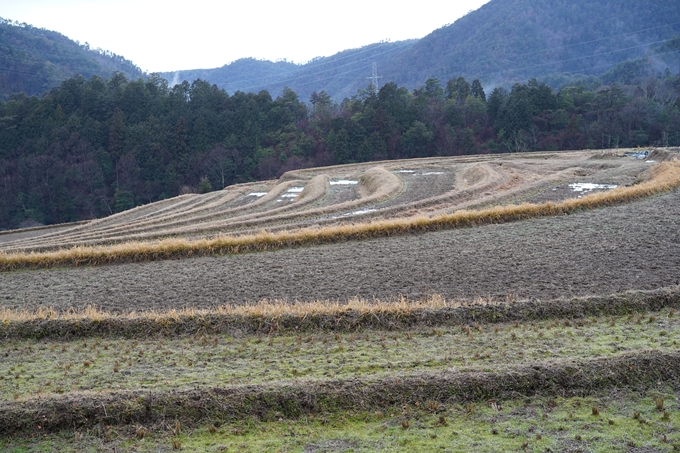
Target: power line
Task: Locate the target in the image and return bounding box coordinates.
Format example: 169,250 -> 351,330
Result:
168,41 -> 410,89
474,38 -> 679,80
539,49 -> 680,82
236,41 -> 412,92
289,65 -> 370,89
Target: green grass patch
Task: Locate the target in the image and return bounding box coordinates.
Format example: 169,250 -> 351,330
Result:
2,309 -> 678,401
2,392 -> 678,452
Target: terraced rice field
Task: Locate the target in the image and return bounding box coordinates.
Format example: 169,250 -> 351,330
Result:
2,148 -> 680,452
0,149 -> 655,253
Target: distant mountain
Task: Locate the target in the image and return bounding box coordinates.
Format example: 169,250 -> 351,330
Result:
160,58 -> 299,94
0,17 -> 144,99
160,40 -> 417,102
160,0 -> 680,100
598,35 -> 680,85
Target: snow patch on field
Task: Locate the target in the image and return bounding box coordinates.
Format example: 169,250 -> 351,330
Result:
394,170 -> 445,176
330,180 -> 358,185
625,150 -> 651,160
569,183 -> 618,192
332,208 -> 378,219
279,187 -> 305,200
349,208 -> 377,216
247,192 -> 267,197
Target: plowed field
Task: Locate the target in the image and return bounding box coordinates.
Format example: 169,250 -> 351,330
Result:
1,179 -> 679,313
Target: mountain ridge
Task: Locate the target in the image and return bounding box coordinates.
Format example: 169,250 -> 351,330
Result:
159,40 -> 417,102
3,0 -> 680,101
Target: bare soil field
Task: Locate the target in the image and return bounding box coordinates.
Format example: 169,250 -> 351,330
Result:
2,182 -> 679,313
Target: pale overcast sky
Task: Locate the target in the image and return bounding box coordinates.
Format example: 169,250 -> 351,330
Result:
2,0 -> 490,73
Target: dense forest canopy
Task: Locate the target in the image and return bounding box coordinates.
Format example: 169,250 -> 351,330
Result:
0,66 -> 679,230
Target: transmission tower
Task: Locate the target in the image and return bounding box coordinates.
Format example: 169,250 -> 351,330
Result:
367,62 -> 382,94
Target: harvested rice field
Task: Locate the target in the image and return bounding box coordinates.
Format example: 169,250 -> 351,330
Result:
0,149 -> 662,253
2,148 -> 680,452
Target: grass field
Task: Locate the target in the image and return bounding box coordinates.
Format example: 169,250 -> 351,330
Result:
2,148 -> 680,452
4,392 -> 678,452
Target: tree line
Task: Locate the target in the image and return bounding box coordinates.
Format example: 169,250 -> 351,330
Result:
0,70 -> 679,229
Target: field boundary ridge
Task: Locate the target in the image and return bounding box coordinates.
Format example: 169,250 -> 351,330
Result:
1,349 -> 678,435
2,286 -> 678,340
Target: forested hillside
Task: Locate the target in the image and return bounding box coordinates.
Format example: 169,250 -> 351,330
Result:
161,58 -> 299,95
0,18 -> 144,99
159,0 -> 680,100
383,0 -> 680,88
1,66 -> 678,229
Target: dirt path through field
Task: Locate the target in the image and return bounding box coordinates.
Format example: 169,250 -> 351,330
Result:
2,189 -> 679,313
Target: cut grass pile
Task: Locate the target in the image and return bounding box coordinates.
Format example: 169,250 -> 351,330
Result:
1,160 -> 678,272
3,393 -> 677,452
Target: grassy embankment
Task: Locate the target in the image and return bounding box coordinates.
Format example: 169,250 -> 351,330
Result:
1,161 -> 679,271
1,286 -> 678,339
1,300 -> 680,451
3,307 -> 680,402
2,393 -> 679,452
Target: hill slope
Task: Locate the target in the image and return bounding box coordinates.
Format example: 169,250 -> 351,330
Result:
382,0 -> 680,88
0,17 -> 144,99
161,0 -> 680,99
160,58 -> 299,94
0,149 -> 671,255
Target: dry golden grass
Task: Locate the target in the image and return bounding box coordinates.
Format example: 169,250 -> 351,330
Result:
3,286 -> 677,339
296,174 -> 328,202
2,161 -> 678,272
0,294 -> 454,324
